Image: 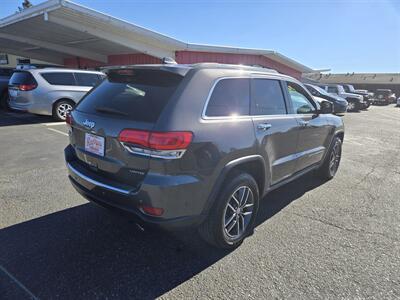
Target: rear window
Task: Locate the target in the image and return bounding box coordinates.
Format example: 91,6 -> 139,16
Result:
74,73 -> 103,87
76,69 -> 183,123
9,71 -> 36,85
205,78 -> 250,117
41,72 -> 76,86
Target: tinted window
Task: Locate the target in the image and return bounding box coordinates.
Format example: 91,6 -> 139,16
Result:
343,85 -> 350,92
327,86 -> 338,94
76,69 -> 183,123
41,72 -> 76,86
251,79 -> 286,115
286,82 -> 316,114
205,78 -> 250,117
311,85 -> 331,96
75,73 -> 102,87
9,71 -> 36,85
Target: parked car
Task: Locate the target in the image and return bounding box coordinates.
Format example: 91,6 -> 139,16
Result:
396,97 -> 400,107
374,89 -> 393,105
342,84 -> 371,109
304,83 -> 347,114
65,63 -> 344,249
319,84 -> 364,112
8,68 -> 105,121
389,92 -> 397,104
0,67 -> 14,110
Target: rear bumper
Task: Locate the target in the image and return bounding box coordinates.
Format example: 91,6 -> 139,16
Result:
9,99 -> 52,115
8,100 -> 29,112
65,145 -> 206,229
373,98 -> 389,104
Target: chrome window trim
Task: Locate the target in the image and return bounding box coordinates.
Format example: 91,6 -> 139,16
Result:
121,143 -> 187,160
201,74 -> 305,121
67,162 -> 132,195
201,76 -> 251,120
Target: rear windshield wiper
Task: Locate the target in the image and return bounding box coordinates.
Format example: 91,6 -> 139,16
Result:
95,106 -> 129,117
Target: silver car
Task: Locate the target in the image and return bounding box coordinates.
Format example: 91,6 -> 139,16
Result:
8,68 -> 105,120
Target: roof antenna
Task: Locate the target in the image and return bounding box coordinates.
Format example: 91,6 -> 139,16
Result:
162,57 -> 177,65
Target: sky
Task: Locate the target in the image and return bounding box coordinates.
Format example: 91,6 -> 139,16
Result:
1,0 -> 399,73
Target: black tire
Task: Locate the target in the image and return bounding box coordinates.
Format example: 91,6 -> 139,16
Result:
0,91 -> 10,111
317,136 -> 342,180
53,99 -> 74,121
198,172 -> 259,249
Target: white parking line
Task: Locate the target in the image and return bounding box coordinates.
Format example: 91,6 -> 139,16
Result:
47,127 -> 69,136
43,122 -> 66,126
0,265 -> 39,300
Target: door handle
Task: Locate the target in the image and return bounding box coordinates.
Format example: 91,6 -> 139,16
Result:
257,123 -> 272,131
298,120 -> 309,127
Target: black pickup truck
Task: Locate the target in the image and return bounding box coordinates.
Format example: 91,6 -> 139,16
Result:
0,67 -> 14,109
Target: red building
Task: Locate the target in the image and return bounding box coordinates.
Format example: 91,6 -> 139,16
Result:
0,0 -> 314,79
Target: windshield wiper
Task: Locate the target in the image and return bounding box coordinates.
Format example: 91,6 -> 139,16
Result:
95,106 -> 129,117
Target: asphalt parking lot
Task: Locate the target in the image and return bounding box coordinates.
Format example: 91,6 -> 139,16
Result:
0,106 -> 399,299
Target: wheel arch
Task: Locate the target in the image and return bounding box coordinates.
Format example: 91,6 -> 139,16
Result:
321,130 -> 344,165
202,155 -> 267,218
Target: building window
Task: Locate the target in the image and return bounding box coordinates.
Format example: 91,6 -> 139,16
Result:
0,54 -> 9,65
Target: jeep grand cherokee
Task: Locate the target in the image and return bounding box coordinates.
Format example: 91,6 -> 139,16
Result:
65,63 -> 344,249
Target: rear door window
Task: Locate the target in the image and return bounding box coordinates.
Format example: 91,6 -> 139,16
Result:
205,78 -> 250,117
251,79 -> 287,115
9,71 -> 36,85
41,72 -> 76,86
74,73 -> 103,87
76,69 -> 183,123
327,86 -> 338,94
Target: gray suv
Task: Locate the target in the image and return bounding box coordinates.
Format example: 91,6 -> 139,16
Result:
65,63 -> 344,248
8,68 -> 105,120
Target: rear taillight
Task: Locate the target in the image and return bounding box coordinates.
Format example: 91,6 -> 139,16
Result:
18,84 -> 37,91
66,113 -> 73,125
149,131 -> 192,150
119,130 -> 150,148
118,129 -> 193,159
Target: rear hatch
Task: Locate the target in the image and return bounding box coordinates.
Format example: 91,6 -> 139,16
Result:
68,68 -> 184,189
8,71 -> 37,103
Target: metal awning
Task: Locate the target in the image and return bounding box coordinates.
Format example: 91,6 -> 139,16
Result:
0,0 -> 314,73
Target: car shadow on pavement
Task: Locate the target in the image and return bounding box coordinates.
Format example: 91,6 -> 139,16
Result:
0,110 -> 56,127
0,173 -> 325,299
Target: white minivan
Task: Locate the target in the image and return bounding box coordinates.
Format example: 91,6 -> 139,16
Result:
8,67 -> 105,120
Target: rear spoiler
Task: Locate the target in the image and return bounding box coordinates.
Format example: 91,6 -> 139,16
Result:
101,64 -> 191,77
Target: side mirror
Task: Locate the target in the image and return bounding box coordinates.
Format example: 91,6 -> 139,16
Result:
319,100 -> 334,114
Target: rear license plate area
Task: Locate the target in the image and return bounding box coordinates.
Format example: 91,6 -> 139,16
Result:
85,133 -> 105,157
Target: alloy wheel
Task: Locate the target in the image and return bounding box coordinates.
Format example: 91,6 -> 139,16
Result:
223,186 -> 254,239
347,102 -> 355,111
329,141 -> 341,175
57,103 -> 73,120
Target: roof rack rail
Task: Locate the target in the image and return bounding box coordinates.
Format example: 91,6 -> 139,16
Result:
15,63 -> 64,70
